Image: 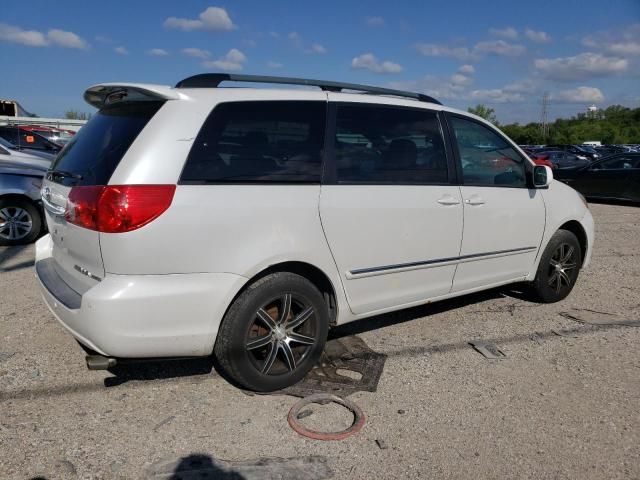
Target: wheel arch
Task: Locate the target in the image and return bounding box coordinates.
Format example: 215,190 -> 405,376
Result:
228,261 -> 339,327
558,220 -> 588,267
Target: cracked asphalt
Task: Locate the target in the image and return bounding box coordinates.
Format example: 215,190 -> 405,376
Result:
1,202 -> 639,479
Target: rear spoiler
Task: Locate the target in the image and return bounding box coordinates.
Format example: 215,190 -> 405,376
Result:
83,83 -> 186,109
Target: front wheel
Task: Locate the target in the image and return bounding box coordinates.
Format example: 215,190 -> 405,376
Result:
214,272 -> 328,392
0,198 -> 42,246
529,229 -> 582,303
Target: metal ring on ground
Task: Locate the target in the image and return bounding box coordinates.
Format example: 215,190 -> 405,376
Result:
287,393 -> 366,441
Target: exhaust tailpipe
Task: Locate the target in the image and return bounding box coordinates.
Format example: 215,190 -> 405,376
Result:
86,355 -> 117,370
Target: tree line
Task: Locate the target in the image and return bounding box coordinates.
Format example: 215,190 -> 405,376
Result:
467,104 -> 640,145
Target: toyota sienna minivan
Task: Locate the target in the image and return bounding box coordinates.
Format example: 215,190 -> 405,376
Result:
35,73 -> 594,391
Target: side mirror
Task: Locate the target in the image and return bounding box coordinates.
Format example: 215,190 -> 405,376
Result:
533,165 -> 553,188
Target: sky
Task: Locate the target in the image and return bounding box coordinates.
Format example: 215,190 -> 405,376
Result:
1,0 -> 639,124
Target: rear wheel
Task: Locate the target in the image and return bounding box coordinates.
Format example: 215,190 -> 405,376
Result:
530,229 -> 582,303
0,198 -> 42,246
214,272 -> 328,392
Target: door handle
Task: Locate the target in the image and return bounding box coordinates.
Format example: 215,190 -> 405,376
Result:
464,196 -> 485,206
437,195 -> 461,206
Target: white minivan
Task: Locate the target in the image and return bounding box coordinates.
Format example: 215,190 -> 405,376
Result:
35,74 -> 594,391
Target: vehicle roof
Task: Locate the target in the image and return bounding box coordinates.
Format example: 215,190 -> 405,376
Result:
83,82 -> 490,125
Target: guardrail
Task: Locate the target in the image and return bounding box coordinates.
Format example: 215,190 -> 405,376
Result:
0,115 -> 87,132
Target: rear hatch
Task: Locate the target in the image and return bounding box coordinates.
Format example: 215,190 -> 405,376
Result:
42,99 -> 164,295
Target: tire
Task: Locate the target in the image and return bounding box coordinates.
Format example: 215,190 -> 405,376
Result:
530,229 -> 582,303
0,197 -> 42,247
214,272 -> 329,392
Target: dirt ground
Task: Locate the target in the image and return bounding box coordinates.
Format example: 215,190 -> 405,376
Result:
1,202 -> 639,479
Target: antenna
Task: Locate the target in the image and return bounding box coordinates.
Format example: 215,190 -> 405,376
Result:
540,92 -> 549,143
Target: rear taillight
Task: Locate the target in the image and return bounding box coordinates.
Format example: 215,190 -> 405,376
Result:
65,185 -> 176,233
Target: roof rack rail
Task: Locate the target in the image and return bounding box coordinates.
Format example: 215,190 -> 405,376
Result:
174,73 -> 442,105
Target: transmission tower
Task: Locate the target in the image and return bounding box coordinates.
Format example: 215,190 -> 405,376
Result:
540,92 -> 549,144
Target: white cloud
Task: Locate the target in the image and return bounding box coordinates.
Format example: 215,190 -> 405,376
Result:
474,40 -> 526,56
503,79 -> 537,94
182,47 -> 211,58
458,64 -> 475,74
164,6 -> 235,32
470,89 -> 524,103
288,32 -> 326,54
524,28 -> 551,43
95,35 -> 112,44
389,74 -> 470,100
450,73 -> 472,86
267,61 -> 283,69
288,31 -> 303,48
309,43 -> 327,54
534,52 -> 628,81
47,29 -> 89,49
202,48 -> 247,71
0,22 -> 89,49
415,43 -> 473,61
114,46 -> 128,55
489,27 -> 518,39
148,48 -> 169,56
366,16 -> 385,27
582,24 -> 640,56
607,41 -> 640,55
554,86 -> 604,103
351,53 -> 403,74
268,31 -> 280,38
0,23 -> 48,46
416,40 -> 525,60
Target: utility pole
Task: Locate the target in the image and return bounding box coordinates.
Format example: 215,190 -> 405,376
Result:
540,92 -> 549,144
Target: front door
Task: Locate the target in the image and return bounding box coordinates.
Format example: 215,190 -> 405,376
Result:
446,114 -> 546,292
320,100 -> 463,315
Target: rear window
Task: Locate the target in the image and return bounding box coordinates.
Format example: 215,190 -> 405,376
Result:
49,101 -> 163,186
180,101 -> 326,183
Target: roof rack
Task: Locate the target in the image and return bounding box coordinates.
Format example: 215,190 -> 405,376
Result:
174,73 -> 442,105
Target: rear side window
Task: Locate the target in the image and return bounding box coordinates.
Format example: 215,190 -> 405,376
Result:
333,104 -> 449,184
50,101 -> 163,186
450,116 -> 527,187
181,101 -> 326,183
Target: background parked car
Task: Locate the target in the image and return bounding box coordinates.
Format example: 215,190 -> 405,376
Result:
554,153 -> 640,203
539,150 -> 590,169
545,144 -> 599,161
0,142 -> 49,245
0,136 -> 56,161
19,125 -> 74,145
0,126 -> 63,155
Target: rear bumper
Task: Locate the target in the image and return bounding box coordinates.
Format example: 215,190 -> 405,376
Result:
35,235 -> 247,358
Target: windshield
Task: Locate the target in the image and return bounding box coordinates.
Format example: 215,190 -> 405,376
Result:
50,101 -> 163,186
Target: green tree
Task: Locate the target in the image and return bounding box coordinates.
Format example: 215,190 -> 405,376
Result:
64,110 -> 91,120
497,106 -> 640,145
467,104 -> 499,124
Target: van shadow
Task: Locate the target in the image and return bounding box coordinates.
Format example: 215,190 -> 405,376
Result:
103,284 -> 529,387
330,284 -> 531,339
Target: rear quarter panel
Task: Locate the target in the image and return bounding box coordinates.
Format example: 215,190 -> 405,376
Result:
100,89 -> 349,322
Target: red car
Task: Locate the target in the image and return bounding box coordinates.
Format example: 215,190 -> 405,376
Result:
529,153 -> 554,169
19,125 -> 74,146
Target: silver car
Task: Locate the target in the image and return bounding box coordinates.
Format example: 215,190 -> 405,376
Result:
0,138 -> 51,245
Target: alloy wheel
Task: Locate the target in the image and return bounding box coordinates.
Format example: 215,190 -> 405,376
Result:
547,243 -> 577,294
245,293 -> 318,376
0,207 -> 33,241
